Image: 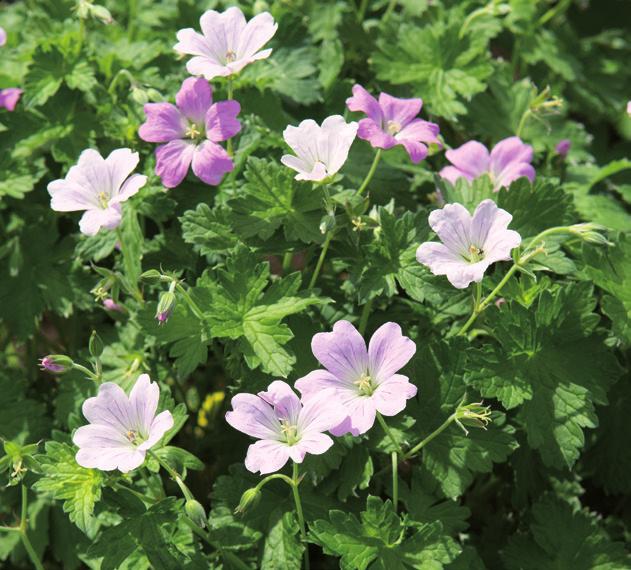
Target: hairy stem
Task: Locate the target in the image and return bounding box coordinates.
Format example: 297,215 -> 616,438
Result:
403,414 -> 457,460
292,463 -> 310,570
357,149 -> 382,196
308,232 -> 333,289
358,299 -> 373,336
19,485 -> 45,570
376,413 -> 403,455
391,452 -> 399,513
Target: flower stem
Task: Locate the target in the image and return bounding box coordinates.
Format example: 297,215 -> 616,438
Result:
226,79 -> 234,158
150,450 -> 194,501
72,363 -> 101,384
357,149 -> 382,196
175,283 -> 205,321
19,485 -> 45,570
358,299 -> 373,336
291,462 -> 310,570
376,413 -> 403,455
515,109 -> 531,138
403,414 -> 457,461
383,0 -> 398,21
391,451 -> 399,513
282,251 -> 294,273
308,232 -> 333,289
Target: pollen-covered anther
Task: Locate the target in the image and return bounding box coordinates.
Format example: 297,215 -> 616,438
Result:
386,120 -> 401,135
279,420 -> 298,445
125,430 -> 138,443
225,50 -> 237,63
97,191 -> 109,209
354,373 -> 375,396
185,124 -> 202,140
468,244 -> 483,262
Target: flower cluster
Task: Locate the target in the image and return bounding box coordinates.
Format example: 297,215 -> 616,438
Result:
0,26 -> 22,112
227,321 -> 417,473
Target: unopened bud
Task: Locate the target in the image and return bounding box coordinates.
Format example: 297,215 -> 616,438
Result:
568,223 -> 613,246
185,499 -> 207,528
455,402 -> 492,435
140,269 -> 162,281
235,487 -> 261,515
90,4 -> 112,24
319,213 -> 336,234
103,298 -> 123,312
555,139 -> 571,158
89,330 -> 104,358
131,86 -> 149,106
39,355 -> 73,374
156,291 -> 176,325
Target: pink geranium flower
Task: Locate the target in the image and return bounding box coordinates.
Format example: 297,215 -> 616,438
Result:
296,321 -> 417,436
555,139 -> 571,157
175,7 -> 277,80
346,84 -> 440,163
139,77 -> 240,188
440,137 -> 535,191
0,27 -> 6,46
416,199 -> 522,289
225,380 -> 346,475
281,115 -> 358,182
47,148 -> 147,236
73,374 -> 174,473
0,88 -> 22,111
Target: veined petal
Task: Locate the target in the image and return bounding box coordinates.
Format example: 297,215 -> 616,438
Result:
372,374 -> 417,417
112,174 -> 147,204
174,28 -> 215,58
139,102 -> 187,143
417,242 -> 489,289
138,410 -> 174,451
185,56 -> 231,80
78,205 -> 122,236
439,165 -> 470,185
428,202 -> 473,257
205,100 -> 241,142
494,162 -> 535,191
155,139 -> 195,188
357,118 -> 397,150
244,439 -> 290,474
367,322 -> 416,382
176,77 -> 213,125
346,84 -> 383,123
226,393 -> 281,440
200,7 -> 246,56
105,148 -> 140,194
311,320 -> 368,383
191,140 -> 233,185
489,136 -> 533,177
295,369 -> 345,398
297,393 -> 347,435
76,446 -> 145,473
445,141 -> 490,179
378,92 -> 422,127
48,179 -> 99,212
82,382 -> 134,433
319,115 -> 357,175
258,380 -> 301,425
236,11 -> 277,60
128,374 -> 159,434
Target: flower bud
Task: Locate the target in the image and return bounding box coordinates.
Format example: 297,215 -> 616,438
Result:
89,330 -> 104,358
234,487 -> 261,514
185,499 -> 207,528
455,401 -> 492,435
568,223 -> 613,246
140,269 -> 162,281
90,4 -> 113,24
131,86 -> 149,105
103,298 -> 123,312
555,139 -> 571,158
39,355 -> 73,374
155,291 -> 176,325
319,213 -> 336,234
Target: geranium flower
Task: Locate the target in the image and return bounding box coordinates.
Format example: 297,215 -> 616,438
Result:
440,137 -> 535,191
139,77 -> 240,188
346,84 -> 440,163
47,148 -> 147,236
295,321 -> 417,436
555,139 -> 571,157
73,374 -> 174,472
0,88 -> 22,111
281,116 -> 358,182
416,199 -> 522,289
225,380 -> 346,474
0,27 -> 6,46
174,7 -> 277,80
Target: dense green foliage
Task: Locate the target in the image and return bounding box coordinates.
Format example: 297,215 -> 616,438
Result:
0,0 -> 630,568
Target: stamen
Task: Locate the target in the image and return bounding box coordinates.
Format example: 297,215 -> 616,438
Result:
467,244 -> 484,263
354,373 -> 375,396
225,50 -> 237,63
125,430 -> 137,443
186,124 -> 202,140
279,420 -> 298,445
385,120 -> 401,135
97,192 -> 109,209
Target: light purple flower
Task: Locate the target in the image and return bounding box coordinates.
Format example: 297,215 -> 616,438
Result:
555,139 -> 571,157
174,7 -> 277,80
281,116 -> 358,182
440,137 -> 535,191
626,101 -> 630,117
0,88 -> 22,112
346,84 -> 440,163
103,298 -> 123,312
416,199 -> 522,289
47,148 -> 147,236
295,321 -> 417,436
0,27 -> 6,47
139,77 -> 240,188
225,380 -> 346,475
73,374 -> 174,473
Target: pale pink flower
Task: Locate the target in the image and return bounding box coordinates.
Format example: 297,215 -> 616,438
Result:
555,139 -> 571,157
174,7 -> 277,80
296,321 -> 417,436
0,88 -> 22,111
47,148 -> 147,236
0,27 -> 6,47
281,116 -> 358,182
416,200 -> 522,289
73,374 -> 174,472
440,137 -> 535,191
226,380 -> 346,475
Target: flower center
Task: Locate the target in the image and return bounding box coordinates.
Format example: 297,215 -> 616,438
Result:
185,123 -> 202,140
225,50 -> 237,63
279,420 -> 299,446
125,430 -> 138,443
354,373 -> 375,396
385,120 -> 401,135
97,191 -> 109,209
466,244 -> 484,263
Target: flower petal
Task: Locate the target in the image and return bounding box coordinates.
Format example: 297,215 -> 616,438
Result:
111,174 -> 147,204
185,56 -> 231,80
155,139 -> 195,188
445,141 -> 490,179
105,148 -> 140,193
138,410 -> 174,451
333,396 -> 377,436
244,439 -> 290,474
372,374 -> 417,416
291,433 -> 334,463
378,92 -> 422,127
226,393 -> 281,440
311,320 -> 368,383
236,11 -> 277,60
205,100 -> 241,142
439,165 -> 468,185
0,88 -> 22,111
489,136 -> 533,178
200,7 -> 246,55
428,202 -> 473,257
367,322 -> 416,382
191,140 -> 233,185
356,118 -> 397,149
416,242 -> 489,289
48,179 -> 99,212
398,139 -> 428,164
346,84 -> 383,123
174,28 -> 215,58
82,382 -> 134,432
396,119 -> 440,145
0,27 -> 6,47
297,393 -> 347,435
319,115 -> 358,176
128,374 -> 159,433
494,162 -> 535,190
258,380 -> 301,425
78,206 -> 122,236
139,102 -> 187,143
295,369 -> 345,398
176,77 -> 212,125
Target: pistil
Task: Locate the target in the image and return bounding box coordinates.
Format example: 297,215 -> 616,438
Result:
280,420 -> 298,445
386,120 -> 401,135
354,373 -> 375,396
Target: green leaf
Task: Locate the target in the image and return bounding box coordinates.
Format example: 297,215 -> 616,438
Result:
0,373 -> 50,444
33,442 -> 104,535
311,496 -> 461,569
228,157 -> 324,244
503,494 -> 630,570
466,282 -> 622,468
180,204 -> 240,256
261,510 -> 303,570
